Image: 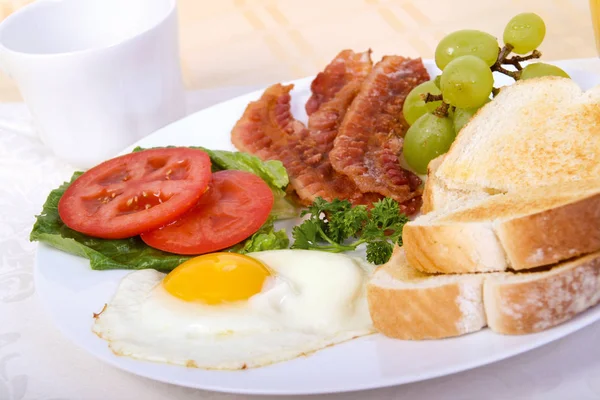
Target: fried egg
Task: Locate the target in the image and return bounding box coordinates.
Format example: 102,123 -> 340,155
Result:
92,250 -> 375,369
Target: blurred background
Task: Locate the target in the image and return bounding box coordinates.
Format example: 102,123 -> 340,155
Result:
0,0 -> 595,101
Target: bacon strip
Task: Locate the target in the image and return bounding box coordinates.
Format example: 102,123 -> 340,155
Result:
230,84 -> 300,160
231,83 -> 379,206
305,49 -> 373,116
329,56 -> 430,214
288,83 -> 382,205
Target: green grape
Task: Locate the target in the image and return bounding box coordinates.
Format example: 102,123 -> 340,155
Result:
503,13 -> 546,54
440,55 -> 493,109
435,30 -> 499,70
403,113 -> 456,174
519,62 -> 570,80
453,98 -> 490,133
434,75 -> 442,89
402,80 -> 442,125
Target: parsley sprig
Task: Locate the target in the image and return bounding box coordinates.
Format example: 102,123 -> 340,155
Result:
291,197 -> 409,264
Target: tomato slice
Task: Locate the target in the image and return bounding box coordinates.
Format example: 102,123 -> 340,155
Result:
58,148 -> 212,239
140,170 -> 274,255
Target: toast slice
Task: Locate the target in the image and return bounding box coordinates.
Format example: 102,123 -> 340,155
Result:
403,179 -> 600,273
367,246 -> 487,340
367,246 -> 600,339
433,77 -> 600,196
420,155 -> 445,214
421,154 -> 489,214
485,250 -> 600,334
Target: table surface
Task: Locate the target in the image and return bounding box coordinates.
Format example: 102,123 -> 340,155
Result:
2,0 -> 600,399
0,0 -> 597,101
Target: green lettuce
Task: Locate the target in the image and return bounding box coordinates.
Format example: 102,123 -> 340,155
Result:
198,148 -> 288,194
225,216 -> 289,254
30,148 -> 293,271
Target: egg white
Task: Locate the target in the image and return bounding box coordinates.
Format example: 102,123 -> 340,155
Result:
92,250 -> 375,370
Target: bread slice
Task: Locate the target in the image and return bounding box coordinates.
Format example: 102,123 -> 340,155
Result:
420,155 -> 447,214
433,77 -> 600,196
367,246 -> 600,339
403,179 -> 600,273
421,154 -> 488,214
367,246 -> 487,340
485,250 -> 600,335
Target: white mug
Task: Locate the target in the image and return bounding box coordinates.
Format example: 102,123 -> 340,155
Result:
0,0 -> 186,169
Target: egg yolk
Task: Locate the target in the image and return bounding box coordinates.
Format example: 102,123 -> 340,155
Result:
163,253 -> 271,304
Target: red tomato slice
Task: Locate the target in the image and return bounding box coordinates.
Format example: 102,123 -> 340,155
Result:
58,148 -> 212,239
140,170 -> 274,255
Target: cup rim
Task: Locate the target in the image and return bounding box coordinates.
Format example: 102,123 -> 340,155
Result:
0,0 -> 177,58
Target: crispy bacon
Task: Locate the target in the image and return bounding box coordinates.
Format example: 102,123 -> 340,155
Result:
289,82 -> 382,205
230,84 -> 298,160
305,49 -> 373,116
231,82 -> 379,206
329,56 -> 430,214
232,53 -> 429,214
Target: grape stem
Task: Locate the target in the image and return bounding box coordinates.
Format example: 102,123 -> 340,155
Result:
433,102 -> 450,118
503,50 -> 542,71
496,44 -> 514,65
503,60 -> 523,71
492,44 -> 519,79
491,44 -> 542,80
424,93 -> 443,103
422,93 -> 449,117
494,65 -> 519,79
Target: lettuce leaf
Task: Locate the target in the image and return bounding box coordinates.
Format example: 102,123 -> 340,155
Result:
30,147 -> 292,271
226,216 -> 289,254
198,148 -> 288,195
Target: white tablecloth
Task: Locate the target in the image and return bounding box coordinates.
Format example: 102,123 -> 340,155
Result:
3,66 -> 600,400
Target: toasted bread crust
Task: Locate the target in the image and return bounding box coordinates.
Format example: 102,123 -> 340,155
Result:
497,192 -> 600,270
368,279 -> 472,340
368,248 -> 600,340
421,155 -> 444,214
404,184 -> 600,273
403,222 -> 507,273
484,251 -> 600,335
367,247 -> 486,340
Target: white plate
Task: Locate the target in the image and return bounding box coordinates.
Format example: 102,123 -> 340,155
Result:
35,59 -> 600,395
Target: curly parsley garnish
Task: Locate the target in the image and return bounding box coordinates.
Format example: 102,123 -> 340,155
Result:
291,197 -> 408,264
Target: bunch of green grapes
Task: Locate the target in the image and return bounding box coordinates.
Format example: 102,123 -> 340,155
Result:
402,12 -> 570,175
